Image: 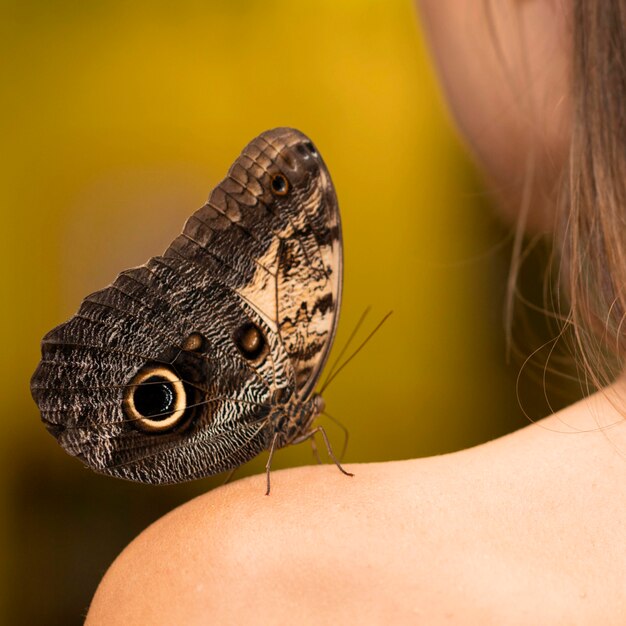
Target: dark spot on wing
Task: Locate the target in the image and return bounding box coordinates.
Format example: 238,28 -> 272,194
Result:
312,294 -> 333,316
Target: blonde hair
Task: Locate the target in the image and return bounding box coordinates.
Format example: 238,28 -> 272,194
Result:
558,1 -> 626,391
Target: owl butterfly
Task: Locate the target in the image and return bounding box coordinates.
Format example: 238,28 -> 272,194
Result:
31,128 -> 351,493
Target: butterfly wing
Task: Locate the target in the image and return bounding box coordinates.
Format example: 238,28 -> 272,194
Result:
30,128 -> 342,483
167,128 -> 342,396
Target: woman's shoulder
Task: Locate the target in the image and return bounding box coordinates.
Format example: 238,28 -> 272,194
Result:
85,455 -> 484,624
86,396 -> 626,625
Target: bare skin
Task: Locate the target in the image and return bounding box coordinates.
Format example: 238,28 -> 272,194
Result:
417,0 -> 572,232
87,384 -> 626,625
87,2 -> 626,623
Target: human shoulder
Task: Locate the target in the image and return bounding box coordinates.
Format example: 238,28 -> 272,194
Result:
86,407 -> 626,625
86,459 -> 461,625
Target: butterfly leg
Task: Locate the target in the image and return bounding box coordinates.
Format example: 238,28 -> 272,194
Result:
265,432 -> 280,496
310,437 -> 323,464
221,466 -> 239,487
292,426 -> 354,478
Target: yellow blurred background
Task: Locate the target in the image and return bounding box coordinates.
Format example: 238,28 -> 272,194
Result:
0,1 -> 578,623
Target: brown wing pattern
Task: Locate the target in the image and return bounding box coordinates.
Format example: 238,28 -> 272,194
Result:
30,128 -> 342,483
167,127 -> 342,397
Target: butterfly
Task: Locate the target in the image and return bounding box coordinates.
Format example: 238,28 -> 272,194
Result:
30,128 -> 351,493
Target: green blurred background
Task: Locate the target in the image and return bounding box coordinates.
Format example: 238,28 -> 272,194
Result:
0,1 -> 579,623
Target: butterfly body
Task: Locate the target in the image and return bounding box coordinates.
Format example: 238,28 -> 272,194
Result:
31,128 -> 343,485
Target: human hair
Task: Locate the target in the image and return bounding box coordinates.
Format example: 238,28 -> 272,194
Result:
557,0 -> 626,392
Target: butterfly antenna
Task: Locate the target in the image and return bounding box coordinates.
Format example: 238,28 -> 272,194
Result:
320,310 -> 393,394
321,306 -> 371,390
322,410 -> 350,460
